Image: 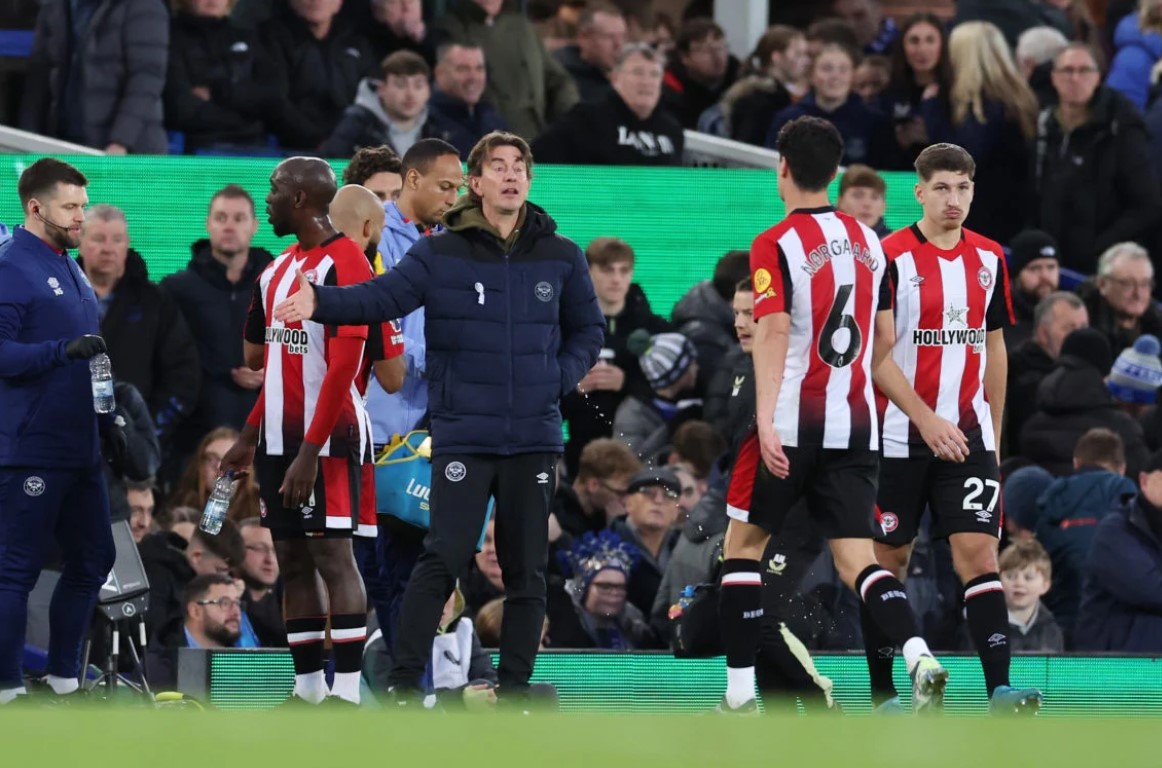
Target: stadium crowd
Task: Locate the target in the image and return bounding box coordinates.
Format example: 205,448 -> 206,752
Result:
4,0 -> 1162,705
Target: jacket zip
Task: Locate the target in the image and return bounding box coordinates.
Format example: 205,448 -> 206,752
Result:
504,244 -> 514,450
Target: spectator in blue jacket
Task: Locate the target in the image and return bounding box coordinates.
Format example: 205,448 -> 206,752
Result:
1032,428 -> 1136,644
766,44 -> 898,169
0,159 -> 121,705
273,131 -> 605,706
429,43 -> 508,159
1105,2 -> 1162,111
1075,449 -> 1162,653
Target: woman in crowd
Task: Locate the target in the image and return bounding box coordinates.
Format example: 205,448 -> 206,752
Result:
921,21 -> 1039,243
168,427 -> 261,524
882,13 -> 954,162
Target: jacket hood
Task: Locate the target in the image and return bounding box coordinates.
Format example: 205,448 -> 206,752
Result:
354,77 -> 392,125
672,280 -> 732,329
138,531 -> 195,581
188,239 -> 274,285
555,44 -> 603,77
1039,468 -> 1136,524
682,486 -> 728,543
1114,13 -> 1162,59
1036,357 -> 1114,413
385,200 -> 424,238
613,283 -> 659,324
1011,338 -> 1053,373
719,74 -> 784,117
76,248 -> 150,288
1086,85 -> 1147,133
442,197 -> 557,244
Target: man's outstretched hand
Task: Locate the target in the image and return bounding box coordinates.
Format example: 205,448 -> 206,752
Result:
273,270 -> 317,325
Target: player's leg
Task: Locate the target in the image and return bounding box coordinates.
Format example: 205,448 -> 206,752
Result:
307,456 -> 367,704
718,434 -> 801,712
862,456 -> 927,709
387,455 -> 495,697
815,450 -> 947,713
48,466 -> 115,694
258,452 -> 329,704
754,503 -> 834,713
934,452 -> 1039,712
276,538 -> 328,703
491,453 -> 556,700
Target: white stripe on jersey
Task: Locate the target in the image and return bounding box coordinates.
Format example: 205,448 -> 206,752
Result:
934,256 -> 969,428
974,248 -> 999,452
302,255 -> 334,455
883,255 -> 921,458
774,226 -> 808,447
817,213 -> 855,448
260,256 -> 295,455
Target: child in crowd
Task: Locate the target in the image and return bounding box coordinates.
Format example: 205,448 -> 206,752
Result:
837,164 -> 890,238
999,540 -> 1064,652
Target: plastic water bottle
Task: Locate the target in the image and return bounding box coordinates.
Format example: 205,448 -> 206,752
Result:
200,471 -> 235,535
90,353 -> 115,414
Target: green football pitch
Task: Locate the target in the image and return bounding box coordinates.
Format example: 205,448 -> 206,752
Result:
0,710 -> 1154,767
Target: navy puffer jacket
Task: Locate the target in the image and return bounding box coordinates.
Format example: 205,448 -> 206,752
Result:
313,198 -> 605,455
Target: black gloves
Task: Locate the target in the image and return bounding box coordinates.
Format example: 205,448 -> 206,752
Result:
65,334 -> 107,360
101,420 -> 128,478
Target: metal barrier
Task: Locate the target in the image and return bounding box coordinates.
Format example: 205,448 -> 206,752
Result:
0,124 -> 103,155
682,129 -> 779,170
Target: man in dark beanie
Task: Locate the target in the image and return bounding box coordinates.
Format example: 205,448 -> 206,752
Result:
1019,327 -> 1150,476
1005,229 -> 1061,349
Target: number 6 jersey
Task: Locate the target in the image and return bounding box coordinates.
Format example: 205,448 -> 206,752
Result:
876,224 -> 1014,459
750,206 -> 890,450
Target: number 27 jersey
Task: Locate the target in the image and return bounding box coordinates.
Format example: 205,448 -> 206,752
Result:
750,206 -> 890,451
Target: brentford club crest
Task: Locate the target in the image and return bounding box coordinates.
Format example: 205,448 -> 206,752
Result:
880,512 -> 899,534
303,269 -> 319,284
977,267 -> 993,289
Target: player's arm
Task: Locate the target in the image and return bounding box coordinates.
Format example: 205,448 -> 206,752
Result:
984,329 -> 1007,452
374,358 -> 405,393
369,321 -> 406,394
983,254 -> 1014,456
752,312 -> 791,478
243,280 -> 266,371
220,388 -> 263,477
871,310 -> 968,461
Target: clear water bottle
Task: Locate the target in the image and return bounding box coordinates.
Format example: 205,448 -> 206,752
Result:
200,471 -> 235,535
90,353 -> 115,414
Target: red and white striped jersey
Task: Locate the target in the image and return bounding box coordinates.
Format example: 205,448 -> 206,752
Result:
245,234 -> 373,458
750,206 -> 890,450
878,225 -> 1014,458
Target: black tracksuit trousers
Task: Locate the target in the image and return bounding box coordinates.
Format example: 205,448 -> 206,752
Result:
387,452 -> 557,695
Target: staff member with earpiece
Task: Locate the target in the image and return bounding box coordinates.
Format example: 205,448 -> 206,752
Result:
0,158 -> 126,706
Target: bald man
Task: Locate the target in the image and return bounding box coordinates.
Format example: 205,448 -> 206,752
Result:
329,183 -> 405,648
331,184 -> 387,264
221,157 -> 373,705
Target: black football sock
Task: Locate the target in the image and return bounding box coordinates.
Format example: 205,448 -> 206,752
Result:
964,573 -> 1010,696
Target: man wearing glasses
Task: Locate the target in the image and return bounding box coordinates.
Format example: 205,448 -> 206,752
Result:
238,518 -> 285,648
146,574 -> 249,689
1032,43 -> 1161,276
1081,242 -> 1162,357
610,468 -> 682,616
